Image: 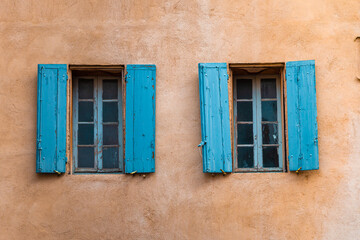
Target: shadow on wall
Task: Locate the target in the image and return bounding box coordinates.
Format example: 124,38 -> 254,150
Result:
356,37 -> 360,80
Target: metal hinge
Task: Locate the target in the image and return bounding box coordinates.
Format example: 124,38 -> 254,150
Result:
198,141 -> 206,147
125,72 -> 129,83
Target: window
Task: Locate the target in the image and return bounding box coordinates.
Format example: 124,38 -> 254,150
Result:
36,64 -> 156,174
198,61 -> 319,174
73,72 -> 123,173
234,74 -> 283,172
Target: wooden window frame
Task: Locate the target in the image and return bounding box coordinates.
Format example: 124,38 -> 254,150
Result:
230,64 -> 286,173
72,72 -> 124,174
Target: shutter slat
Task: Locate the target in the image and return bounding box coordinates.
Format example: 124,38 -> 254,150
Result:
36,64 -> 67,173
286,60 -> 319,171
125,65 -> 156,173
198,63 -> 232,173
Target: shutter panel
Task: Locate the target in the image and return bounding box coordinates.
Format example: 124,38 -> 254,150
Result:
286,60 -> 319,171
125,65 -> 156,173
198,63 -> 232,173
36,64 -> 68,173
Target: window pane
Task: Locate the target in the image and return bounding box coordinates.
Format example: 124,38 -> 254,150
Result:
103,80 -> 118,99
262,124 -> 278,144
78,102 -> 93,122
103,147 -> 119,169
78,124 -> 94,145
237,102 -> 252,122
263,147 -> 279,168
103,125 -> 118,145
237,124 -> 253,144
78,147 -> 95,168
236,79 -> 252,99
78,79 -> 94,99
261,101 -> 277,121
261,78 -> 276,99
103,102 -> 118,122
237,147 -> 254,168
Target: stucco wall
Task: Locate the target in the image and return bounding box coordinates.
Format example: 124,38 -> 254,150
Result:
1,0 -> 360,239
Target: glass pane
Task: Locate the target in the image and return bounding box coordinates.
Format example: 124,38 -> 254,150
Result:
78,124 -> 94,145
103,80 -> 118,99
103,102 -> 118,122
78,79 -> 94,99
237,147 -> 254,168
263,147 -> 279,168
237,124 -> 253,144
103,125 -> 118,145
78,147 -> 95,168
261,101 -> 277,122
261,78 -> 277,99
103,147 -> 119,169
262,124 -> 278,144
237,102 -> 252,122
78,102 -> 93,122
236,79 -> 252,99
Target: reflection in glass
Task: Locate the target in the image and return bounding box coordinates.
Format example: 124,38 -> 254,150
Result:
103,80 -> 118,99
261,78 -> 276,99
263,147 -> 279,168
103,125 -> 118,145
236,79 -> 252,99
78,102 -> 93,122
237,147 -> 254,168
103,147 -> 119,169
78,79 -> 94,99
78,147 -> 94,168
78,124 -> 94,145
261,101 -> 277,121
237,102 -> 252,122
262,124 -> 278,144
237,124 -> 253,144
103,102 -> 118,122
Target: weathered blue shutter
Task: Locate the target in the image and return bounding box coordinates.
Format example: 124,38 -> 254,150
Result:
286,60 -> 319,171
198,63 -> 232,173
36,64 -> 68,173
125,65 -> 156,173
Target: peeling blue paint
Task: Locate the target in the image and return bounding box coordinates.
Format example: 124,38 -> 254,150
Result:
36,64 -> 67,173
125,65 -> 156,173
286,60 -> 319,171
198,63 -> 232,173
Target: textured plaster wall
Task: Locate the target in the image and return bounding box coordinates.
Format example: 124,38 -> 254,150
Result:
1,0 -> 360,239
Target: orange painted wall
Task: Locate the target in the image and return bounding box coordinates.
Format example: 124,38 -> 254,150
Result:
1,0 -> 360,239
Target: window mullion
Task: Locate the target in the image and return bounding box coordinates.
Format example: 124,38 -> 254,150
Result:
93,77 -> 98,171
276,76 -> 283,169
73,78 -> 79,170
255,76 -> 263,169
97,77 -> 103,170
249,77 -> 256,170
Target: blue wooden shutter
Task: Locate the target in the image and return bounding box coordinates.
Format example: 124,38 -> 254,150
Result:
286,60 -> 319,171
36,64 -> 68,173
198,63 -> 232,173
125,65 -> 156,173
